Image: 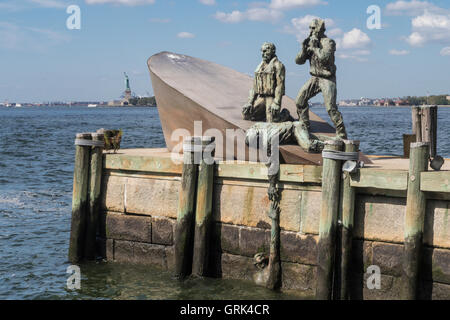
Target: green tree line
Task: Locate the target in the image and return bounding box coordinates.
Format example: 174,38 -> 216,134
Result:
405,95 -> 450,105
129,96 -> 157,106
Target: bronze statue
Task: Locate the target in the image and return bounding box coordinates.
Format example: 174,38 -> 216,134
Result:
242,42 -> 293,123
295,19 -> 347,139
245,121 -> 326,154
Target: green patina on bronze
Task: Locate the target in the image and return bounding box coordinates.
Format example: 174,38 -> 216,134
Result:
316,140 -> 344,300
402,142 -> 429,299
242,42 -> 293,123
100,129 -> 122,153
84,133 -> 105,260
245,121 -> 326,154
68,133 -> 92,263
253,168 -> 282,290
295,18 -> 347,140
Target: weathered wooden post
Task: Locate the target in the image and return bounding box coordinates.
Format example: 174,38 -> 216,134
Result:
401,142 -> 429,300
338,140 -> 359,300
317,140 -> 344,300
403,134 -> 416,159
84,132 -> 105,260
174,137 -> 200,279
412,105 -> 438,157
420,106 -> 437,158
192,137 -> 216,277
68,133 -> 92,263
412,106 -> 422,142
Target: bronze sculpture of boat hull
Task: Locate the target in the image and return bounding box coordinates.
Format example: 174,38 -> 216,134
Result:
148,51 -> 366,165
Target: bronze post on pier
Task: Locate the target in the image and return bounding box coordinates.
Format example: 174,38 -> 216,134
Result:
68,133 -> 92,263
84,132 -> 105,260
338,140 -> 360,300
192,137 -> 216,277
316,140 -> 344,300
174,137 -> 200,279
401,142 -> 429,299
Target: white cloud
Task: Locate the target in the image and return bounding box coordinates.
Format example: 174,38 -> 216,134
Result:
214,11 -> 245,23
283,15 -> 371,62
284,15 -> 336,41
337,28 -> 371,50
440,47 -> 450,56
269,0 -> 326,10
199,0 -> 215,5
177,32 -> 195,39
215,8 -> 283,23
214,0 -> 325,24
336,53 -> 369,62
389,49 -> 410,55
335,29 -> 371,62
85,0 -> 155,5
385,0 -> 441,16
246,7 -> 283,22
327,28 -> 343,37
29,0 -> 67,8
405,11 -> 450,47
406,31 -> 426,46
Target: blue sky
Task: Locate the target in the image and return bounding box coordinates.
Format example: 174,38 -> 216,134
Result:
1,0 -> 450,102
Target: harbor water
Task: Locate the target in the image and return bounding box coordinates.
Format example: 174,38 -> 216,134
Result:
1,106 -> 449,299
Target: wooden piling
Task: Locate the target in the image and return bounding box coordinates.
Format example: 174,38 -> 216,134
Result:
174,137 -> 200,279
401,142 -> 429,300
316,140 -> 344,300
412,106 -> 422,142
338,140 -> 360,300
192,137 -> 216,277
403,134 -> 416,159
84,132 -> 105,260
420,106 -> 437,158
411,106 -> 437,158
68,133 -> 92,263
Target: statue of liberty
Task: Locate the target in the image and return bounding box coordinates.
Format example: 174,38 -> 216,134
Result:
124,72 -> 131,91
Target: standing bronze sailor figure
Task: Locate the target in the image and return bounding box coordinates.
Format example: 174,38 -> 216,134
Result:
295,18 -> 347,139
243,42 -> 293,123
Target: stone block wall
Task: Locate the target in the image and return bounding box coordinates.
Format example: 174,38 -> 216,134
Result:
98,169 -> 450,299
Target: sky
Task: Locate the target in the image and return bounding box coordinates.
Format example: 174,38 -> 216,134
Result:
1,0 -> 450,102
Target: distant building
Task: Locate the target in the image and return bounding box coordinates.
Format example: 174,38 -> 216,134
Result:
374,99 -> 385,106
358,98 -> 372,106
384,100 -> 394,107
447,96 -> 450,101
339,100 -> 358,106
394,99 -> 409,106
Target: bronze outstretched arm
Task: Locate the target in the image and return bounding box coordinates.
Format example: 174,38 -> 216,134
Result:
273,63 -> 285,106
295,38 -> 310,65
